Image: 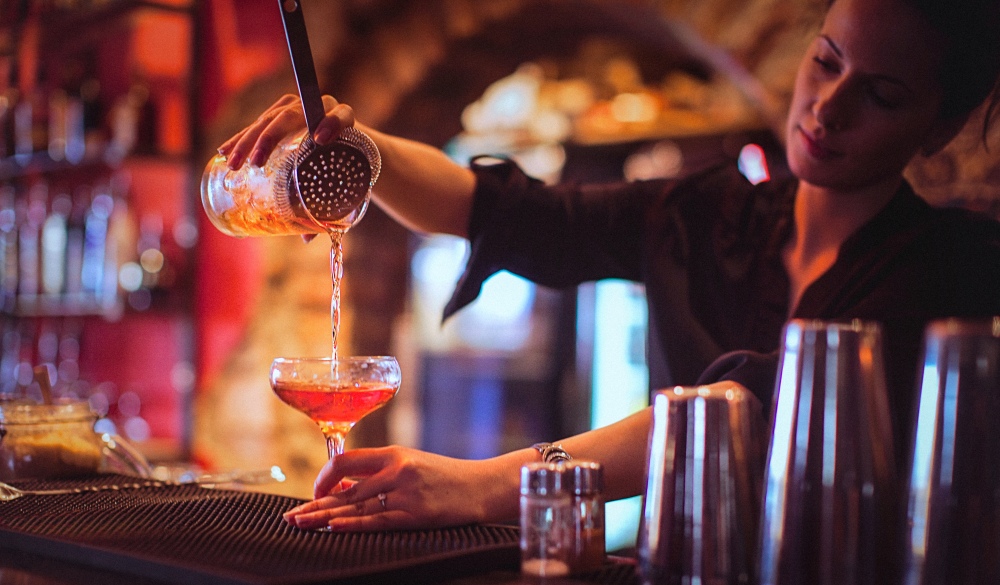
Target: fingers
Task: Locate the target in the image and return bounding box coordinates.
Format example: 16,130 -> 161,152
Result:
313,97 -> 355,145
218,94 -> 298,167
216,94 -> 356,171
327,509 -> 402,532
314,447 -> 397,498
283,490 -> 400,532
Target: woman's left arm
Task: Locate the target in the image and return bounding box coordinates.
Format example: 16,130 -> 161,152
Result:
283,405 -> 655,532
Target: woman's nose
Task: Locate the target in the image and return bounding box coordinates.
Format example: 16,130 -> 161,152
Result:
814,80 -> 853,132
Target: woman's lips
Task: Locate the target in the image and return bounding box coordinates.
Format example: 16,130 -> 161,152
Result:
798,126 -> 841,161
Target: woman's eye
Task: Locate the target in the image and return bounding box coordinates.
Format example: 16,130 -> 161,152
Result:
812,56 -> 838,74
866,83 -> 904,109
867,90 -> 900,109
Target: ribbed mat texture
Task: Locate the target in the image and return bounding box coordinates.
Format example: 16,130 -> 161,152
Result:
0,474 -> 519,584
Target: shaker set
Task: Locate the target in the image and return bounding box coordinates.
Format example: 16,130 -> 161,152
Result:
520,460 -> 606,577
637,317 -> 1000,585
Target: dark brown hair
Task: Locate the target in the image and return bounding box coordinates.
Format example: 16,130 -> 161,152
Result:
912,0 -> 1000,141
829,0 -> 1000,144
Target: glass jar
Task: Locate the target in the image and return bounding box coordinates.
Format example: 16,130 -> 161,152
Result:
520,462 -> 573,577
0,400 -> 103,481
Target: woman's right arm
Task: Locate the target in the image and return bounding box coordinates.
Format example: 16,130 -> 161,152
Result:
218,95 -> 477,238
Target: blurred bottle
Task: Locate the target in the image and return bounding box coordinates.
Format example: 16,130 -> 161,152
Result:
63,185 -> 89,299
0,319 -> 21,398
78,56 -> 105,159
103,178 -> 132,311
41,190 -> 71,297
8,60 -> 27,165
14,65 -> 47,165
47,85 -> 68,162
0,186 -> 17,312
107,79 -> 150,163
80,185 -> 112,300
17,183 -> 46,305
125,74 -> 157,155
49,61 -> 86,164
0,60 -> 17,160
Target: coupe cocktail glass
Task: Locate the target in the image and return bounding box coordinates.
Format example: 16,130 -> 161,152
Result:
270,356 -> 401,461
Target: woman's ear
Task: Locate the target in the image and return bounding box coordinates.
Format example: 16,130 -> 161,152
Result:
921,113 -> 971,156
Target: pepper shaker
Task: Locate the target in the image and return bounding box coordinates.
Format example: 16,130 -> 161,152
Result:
566,461 -> 606,573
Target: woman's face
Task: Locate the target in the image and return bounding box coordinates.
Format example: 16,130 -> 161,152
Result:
785,0 -> 950,192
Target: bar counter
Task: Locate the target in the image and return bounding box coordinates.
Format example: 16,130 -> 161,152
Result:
0,474 -> 640,585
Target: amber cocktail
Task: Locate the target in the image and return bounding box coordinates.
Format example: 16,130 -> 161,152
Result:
270,357 -> 401,461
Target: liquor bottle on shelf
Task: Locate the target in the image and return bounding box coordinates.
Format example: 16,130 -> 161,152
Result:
0,186 -> 18,312
0,60 -> 17,161
63,73 -> 86,164
48,86 -> 68,162
63,185 -> 88,300
104,179 -> 132,311
0,318 -> 21,398
41,190 -> 71,298
80,185 -> 111,302
108,78 -> 154,162
7,61 -> 25,165
48,62 -> 85,164
17,184 -> 47,308
78,57 -> 105,160
14,65 -> 48,166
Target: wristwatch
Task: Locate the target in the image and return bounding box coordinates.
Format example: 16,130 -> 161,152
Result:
532,442 -> 573,463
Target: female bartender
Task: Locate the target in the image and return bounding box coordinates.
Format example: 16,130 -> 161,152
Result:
219,0 -> 1000,531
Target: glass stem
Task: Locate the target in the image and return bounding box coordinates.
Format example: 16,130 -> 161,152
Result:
325,432 -> 346,461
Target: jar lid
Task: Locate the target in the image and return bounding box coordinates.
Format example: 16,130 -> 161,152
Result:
564,461 -> 604,496
0,400 -> 97,425
520,462 -> 567,496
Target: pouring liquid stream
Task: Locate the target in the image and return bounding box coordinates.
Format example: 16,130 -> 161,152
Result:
329,230 -> 344,363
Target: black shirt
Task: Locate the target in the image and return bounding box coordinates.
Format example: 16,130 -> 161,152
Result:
444,158 -> 1000,452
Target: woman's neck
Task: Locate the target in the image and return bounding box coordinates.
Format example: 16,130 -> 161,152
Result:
783,177 -> 902,313
793,180 -> 899,251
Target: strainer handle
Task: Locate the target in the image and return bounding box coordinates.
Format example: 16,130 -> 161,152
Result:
278,0 -> 326,135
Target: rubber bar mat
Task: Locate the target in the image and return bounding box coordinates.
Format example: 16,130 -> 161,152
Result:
0,474 -> 520,584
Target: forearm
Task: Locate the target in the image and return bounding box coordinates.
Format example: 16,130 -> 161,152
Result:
472,407 -> 652,523
360,124 -> 476,238
556,407 -> 651,501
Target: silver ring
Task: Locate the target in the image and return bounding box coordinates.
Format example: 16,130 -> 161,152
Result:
377,492 -> 387,512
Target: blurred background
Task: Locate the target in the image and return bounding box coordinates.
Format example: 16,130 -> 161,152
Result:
3,0 -> 998,551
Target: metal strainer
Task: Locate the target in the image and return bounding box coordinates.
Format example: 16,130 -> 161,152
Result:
276,0 -> 380,229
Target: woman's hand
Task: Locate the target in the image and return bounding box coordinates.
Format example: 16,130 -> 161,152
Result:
214,90 -> 477,238
282,446 -> 522,532
217,94 -> 355,170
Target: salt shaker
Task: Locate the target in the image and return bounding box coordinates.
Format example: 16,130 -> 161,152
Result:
566,461 -> 606,574
520,462 -> 572,578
